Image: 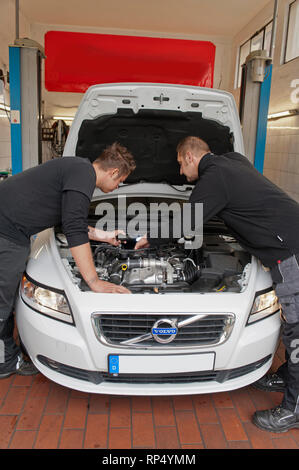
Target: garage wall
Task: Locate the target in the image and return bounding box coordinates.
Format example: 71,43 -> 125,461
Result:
0,0 -> 30,171
0,118 -> 11,171
265,114 -> 299,202
0,8 -> 234,167
229,0 -> 299,202
264,0 -> 299,203
29,22 -> 233,120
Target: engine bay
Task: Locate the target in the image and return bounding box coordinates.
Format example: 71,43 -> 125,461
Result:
57,231 -> 251,294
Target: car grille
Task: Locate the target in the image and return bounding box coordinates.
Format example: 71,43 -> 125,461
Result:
92,313 -> 235,349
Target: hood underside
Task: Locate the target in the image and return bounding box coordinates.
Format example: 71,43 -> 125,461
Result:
75,108 -> 234,185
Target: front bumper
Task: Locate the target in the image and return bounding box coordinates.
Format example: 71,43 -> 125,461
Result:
16,295 -> 282,396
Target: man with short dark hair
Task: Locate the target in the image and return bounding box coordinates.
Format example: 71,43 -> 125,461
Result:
0,143 -> 135,379
136,135 -> 299,433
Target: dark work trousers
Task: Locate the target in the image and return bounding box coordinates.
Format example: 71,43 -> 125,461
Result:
0,236 -> 30,369
270,254 -> 299,413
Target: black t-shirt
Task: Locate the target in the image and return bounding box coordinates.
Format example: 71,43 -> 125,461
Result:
0,157 -> 96,248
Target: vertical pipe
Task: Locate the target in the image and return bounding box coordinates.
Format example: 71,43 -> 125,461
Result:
269,0 -> 279,58
253,0 -> 278,172
9,46 -> 23,174
254,64 -> 273,173
15,0 -> 19,40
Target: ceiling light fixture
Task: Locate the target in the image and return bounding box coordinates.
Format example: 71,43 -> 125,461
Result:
0,103 -> 10,111
268,109 -> 299,120
52,116 -> 74,121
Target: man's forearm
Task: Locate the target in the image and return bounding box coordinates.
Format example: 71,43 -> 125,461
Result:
70,243 -> 99,287
88,226 -> 98,241
70,242 -> 131,294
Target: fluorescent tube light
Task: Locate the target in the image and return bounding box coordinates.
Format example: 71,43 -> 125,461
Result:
0,103 -> 10,111
268,109 -> 298,120
268,126 -> 299,130
52,116 -> 74,121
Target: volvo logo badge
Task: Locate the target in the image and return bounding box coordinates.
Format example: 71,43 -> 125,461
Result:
151,318 -> 178,344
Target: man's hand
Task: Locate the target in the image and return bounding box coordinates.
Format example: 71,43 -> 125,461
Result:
88,278 -> 131,294
134,234 -> 150,250
70,243 -> 131,294
88,227 -> 125,246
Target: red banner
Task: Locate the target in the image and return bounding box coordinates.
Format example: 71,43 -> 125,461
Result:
45,31 -> 215,93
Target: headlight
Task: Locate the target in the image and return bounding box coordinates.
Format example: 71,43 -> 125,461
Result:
247,288 -> 280,325
20,274 -> 74,325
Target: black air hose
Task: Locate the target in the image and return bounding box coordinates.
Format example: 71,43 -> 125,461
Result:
183,259 -> 200,283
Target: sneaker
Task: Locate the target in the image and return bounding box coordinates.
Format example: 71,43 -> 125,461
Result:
0,355 -> 39,379
251,373 -> 285,393
253,405 -> 299,433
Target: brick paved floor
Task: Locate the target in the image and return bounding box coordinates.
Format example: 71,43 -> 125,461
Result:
0,341 -> 298,450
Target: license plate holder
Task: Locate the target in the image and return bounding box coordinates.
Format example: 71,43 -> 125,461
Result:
108,352 -> 215,376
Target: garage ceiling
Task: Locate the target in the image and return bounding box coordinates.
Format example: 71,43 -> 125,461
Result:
20,0 -> 272,37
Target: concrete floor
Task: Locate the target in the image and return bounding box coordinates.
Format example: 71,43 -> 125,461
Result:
0,340 -> 298,450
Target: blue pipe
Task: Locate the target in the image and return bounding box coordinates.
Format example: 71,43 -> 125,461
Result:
254,63 -> 272,173
9,46 -> 22,174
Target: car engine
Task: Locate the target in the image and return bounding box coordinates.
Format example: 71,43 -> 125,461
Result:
56,231 -> 251,294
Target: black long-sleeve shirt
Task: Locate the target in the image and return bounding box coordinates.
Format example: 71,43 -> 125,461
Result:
150,152 -> 299,268
0,157 -> 96,248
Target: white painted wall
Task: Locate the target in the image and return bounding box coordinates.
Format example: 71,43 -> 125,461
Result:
263,1 -> 299,203
0,117 -> 11,171
228,0 -> 299,202
264,114 -> 299,202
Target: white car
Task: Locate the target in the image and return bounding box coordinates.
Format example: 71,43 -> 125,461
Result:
16,83 -> 282,395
